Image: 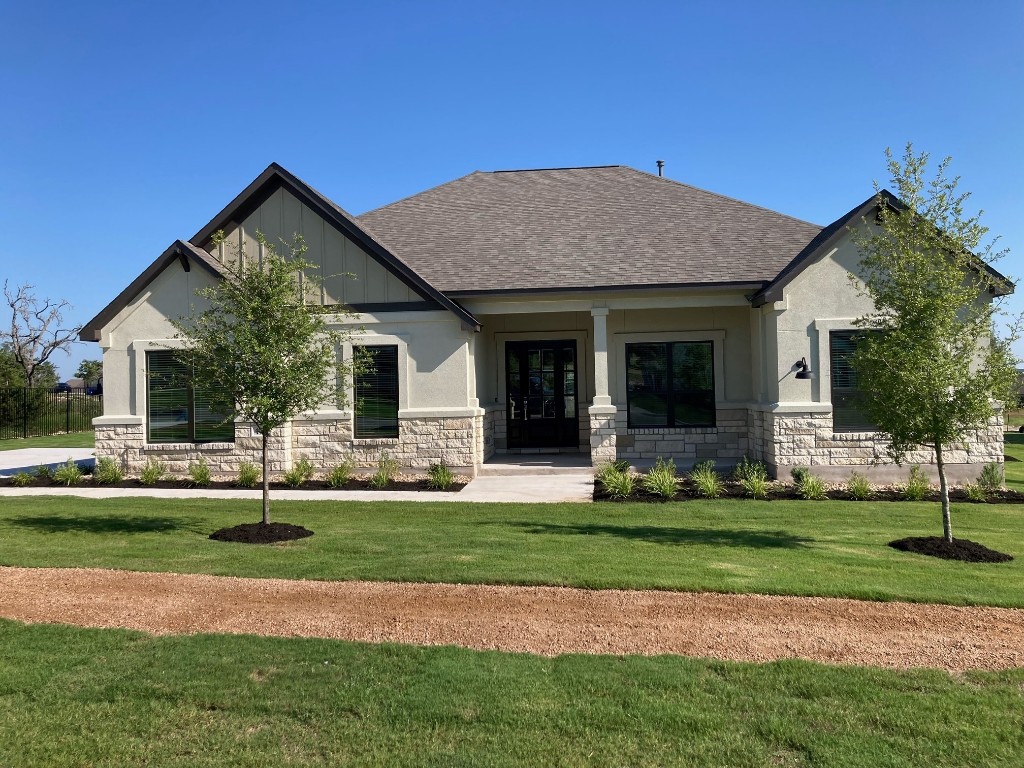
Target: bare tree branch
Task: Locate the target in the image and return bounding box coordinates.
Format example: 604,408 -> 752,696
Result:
2,280 -> 83,388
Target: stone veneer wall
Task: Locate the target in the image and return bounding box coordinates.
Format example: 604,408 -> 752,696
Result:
758,409 -> 1005,482
589,409 -> 617,465
97,415 -> 481,476
614,408 -> 751,469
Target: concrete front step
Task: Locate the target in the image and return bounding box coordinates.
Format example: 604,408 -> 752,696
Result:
477,455 -> 595,477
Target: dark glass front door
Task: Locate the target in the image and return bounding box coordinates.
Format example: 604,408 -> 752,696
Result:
506,341 -> 579,448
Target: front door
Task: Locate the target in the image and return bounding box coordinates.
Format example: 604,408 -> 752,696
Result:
506,341 -> 579,449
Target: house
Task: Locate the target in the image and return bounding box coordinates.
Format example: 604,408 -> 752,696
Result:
80,164 -> 1009,481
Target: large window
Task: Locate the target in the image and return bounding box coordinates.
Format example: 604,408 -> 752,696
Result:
146,351 -> 234,443
626,341 -> 715,428
354,345 -> 399,438
830,330 -> 876,431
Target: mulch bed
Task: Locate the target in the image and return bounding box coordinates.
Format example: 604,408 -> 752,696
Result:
209,522 -> 314,544
593,481 -> 1024,504
888,536 -> 1014,563
0,477 -> 466,493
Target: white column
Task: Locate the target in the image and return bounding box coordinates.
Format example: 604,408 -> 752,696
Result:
591,307 -> 611,407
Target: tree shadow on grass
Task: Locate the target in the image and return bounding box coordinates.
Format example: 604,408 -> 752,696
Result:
500,522 -> 814,549
6,514 -> 207,535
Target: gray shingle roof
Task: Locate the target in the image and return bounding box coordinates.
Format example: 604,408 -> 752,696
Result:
358,166 -> 824,293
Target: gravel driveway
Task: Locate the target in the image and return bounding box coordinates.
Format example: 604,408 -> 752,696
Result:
2,566 -> 1021,671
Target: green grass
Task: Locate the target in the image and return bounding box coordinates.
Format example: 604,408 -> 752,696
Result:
0,431 -> 94,450
1,619 -> 1021,767
1005,409 -> 1024,427
1,496 -> 1021,607
1002,433 -> 1024,492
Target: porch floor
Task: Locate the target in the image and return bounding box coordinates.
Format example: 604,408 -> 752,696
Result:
478,453 -> 594,476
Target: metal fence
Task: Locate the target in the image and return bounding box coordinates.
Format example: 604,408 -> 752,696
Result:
0,387 -> 103,440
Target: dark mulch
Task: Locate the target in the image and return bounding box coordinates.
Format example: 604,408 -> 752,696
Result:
888,536 -> 1014,563
593,480 -> 1024,504
209,522 -> 314,544
0,477 -> 465,493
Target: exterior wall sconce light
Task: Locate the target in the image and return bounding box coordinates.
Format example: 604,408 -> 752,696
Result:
795,357 -> 815,380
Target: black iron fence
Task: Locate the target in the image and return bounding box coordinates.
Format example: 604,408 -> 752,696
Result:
0,387 -> 103,440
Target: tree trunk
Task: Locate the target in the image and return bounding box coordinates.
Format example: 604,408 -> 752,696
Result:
936,443 -> 952,543
261,431 -> 270,525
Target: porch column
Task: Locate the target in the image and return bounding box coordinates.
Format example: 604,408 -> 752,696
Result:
589,307 -> 617,465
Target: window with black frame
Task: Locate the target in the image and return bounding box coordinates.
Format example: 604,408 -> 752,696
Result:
626,341 -> 715,428
830,330 -> 877,431
354,345 -> 399,438
146,351 -> 234,443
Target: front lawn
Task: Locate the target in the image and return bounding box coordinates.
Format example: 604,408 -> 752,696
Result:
0,620 -> 1020,768
0,431 -> 95,451
1003,433 -> 1024,493
0,496 -> 1021,607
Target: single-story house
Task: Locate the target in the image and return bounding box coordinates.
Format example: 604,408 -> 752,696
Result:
81,163 -> 1009,480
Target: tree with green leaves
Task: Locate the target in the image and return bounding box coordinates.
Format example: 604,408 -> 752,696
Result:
76,359 -> 103,387
172,233 -> 361,526
850,144 -> 1019,544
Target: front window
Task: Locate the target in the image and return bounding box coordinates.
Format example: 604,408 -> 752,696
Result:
354,345 -> 399,438
626,341 -> 715,428
830,330 -> 876,431
146,351 -> 234,443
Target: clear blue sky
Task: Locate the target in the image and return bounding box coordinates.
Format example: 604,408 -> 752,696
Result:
2,0 -> 1022,378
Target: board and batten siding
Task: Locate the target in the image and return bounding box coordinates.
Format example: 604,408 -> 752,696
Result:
206,186 -> 421,306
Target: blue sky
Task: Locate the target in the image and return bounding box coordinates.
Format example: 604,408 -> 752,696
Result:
2,0 -> 1022,377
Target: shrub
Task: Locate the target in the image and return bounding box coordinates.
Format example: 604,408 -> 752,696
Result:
370,451 -> 400,489
236,461 -> 261,488
427,460 -> 456,490
797,473 -> 828,501
596,462 -> 630,487
964,482 -> 988,503
33,465 -> 52,481
740,474 -> 769,500
790,466 -> 810,486
93,457 -> 124,485
326,459 -> 355,489
611,459 -> 631,473
187,457 -> 212,487
846,472 -> 873,501
139,458 -> 166,486
642,457 -> 680,500
11,472 -> 32,487
53,458 -> 83,486
902,465 -> 930,501
602,469 -> 635,499
283,458 -> 316,488
690,460 -> 723,499
734,456 -> 768,483
978,462 -> 1004,493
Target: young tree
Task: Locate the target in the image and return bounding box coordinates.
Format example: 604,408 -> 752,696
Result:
76,359 -> 104,387
172,233 -> 361,525
850,144 -> 1019,543
2,281 -> 82,388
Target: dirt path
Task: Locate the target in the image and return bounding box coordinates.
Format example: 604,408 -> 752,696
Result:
1,566 -> 1021,671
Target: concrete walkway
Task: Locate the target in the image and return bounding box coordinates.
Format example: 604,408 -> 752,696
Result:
0,447 -> 593,503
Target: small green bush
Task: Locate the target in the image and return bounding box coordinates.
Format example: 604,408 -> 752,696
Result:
53,458 -> 83,486
326,459 -> 355,489
978,462 -> 1004,493
902,465 -> 930,501
93,457 -> 124,485
11,471 -> 33,487
236,461 -> 261,488
283,458 -> 316,488
34,465 -> 52,481
427,460 -> 456,490
790,466 -> 810,486
595,462 -> 623,486
602,469 -> 635,499
797,473 -> 828,501
370,451 -> 400,489
187,457 -> 212,487
642,457 -> 680,500
611,459 -> 631,473
690,460 -> 723,499
846,472 -> 873,501
964,482 -> 988,503
139,459 -> 166,486
734,456 -> 768,483
740,474 -> 769,500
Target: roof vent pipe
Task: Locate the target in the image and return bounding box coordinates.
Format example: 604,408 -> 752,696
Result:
656,160 -> 664,177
